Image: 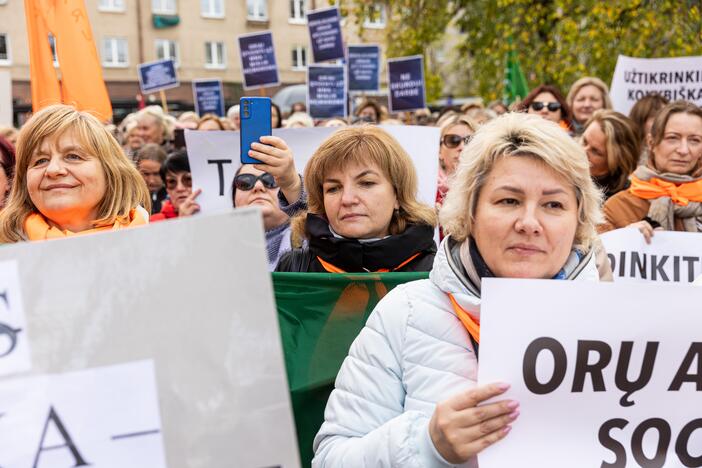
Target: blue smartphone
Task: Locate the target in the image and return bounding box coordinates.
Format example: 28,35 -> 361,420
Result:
240,96 -> 272,164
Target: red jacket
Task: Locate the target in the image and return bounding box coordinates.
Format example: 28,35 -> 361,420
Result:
150,200 -> 178,222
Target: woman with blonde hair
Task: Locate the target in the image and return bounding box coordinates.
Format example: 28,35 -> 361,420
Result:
276,125 -> 437,272
0,104 -> 150,242
601,100 -> 702,241
197,113 -> 227,131
437,114 -> 477,207
581,110 -> 640,200
313,113 -> 603,467
567,76 -> 612,134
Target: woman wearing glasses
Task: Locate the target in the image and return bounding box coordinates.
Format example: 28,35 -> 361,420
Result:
437,115 -> 477,207
517,84 -> 572,131
601,101 -> 702,240
232,164 -> 292,271
150,149 -> 201,221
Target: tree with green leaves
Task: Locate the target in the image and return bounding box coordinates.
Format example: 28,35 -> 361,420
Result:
345,0 -> 702,102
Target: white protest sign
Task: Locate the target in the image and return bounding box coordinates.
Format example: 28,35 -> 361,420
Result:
0,260 -> 30,377
186,125 -> 440,214
0,360 -> 165,467
601,228 -> 702,283
0,210 -> 300,468
478,278 -> 702,468
610,55 -> 702,115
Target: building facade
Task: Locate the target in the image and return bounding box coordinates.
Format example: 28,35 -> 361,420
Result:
0,0 -> 387,123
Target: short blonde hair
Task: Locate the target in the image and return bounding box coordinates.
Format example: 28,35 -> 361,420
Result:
440,113 -> 603,251
0,104 -> 151,242
567,77 -> 613,115
294,125 -> 436,239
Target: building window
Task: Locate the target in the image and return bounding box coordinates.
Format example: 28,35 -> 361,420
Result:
152,0 -> 177,15
289,0 -> 306,23
201,0 -> 224,18
247,0 -> 267,21
205,41 -> 225,69
291,45 -> 307,71
155,39 -> 179,66
101,37 -> 128,67
363,3 -> 386,28
98,0 -> 125,12
48,33 -> 59,66
0,34 -> 9,64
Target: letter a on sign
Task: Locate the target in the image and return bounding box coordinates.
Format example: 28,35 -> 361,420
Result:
33,406 -> 90,468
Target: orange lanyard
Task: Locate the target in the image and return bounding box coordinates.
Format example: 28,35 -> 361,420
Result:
447,293 -> 480,344
316,252 -> 421,273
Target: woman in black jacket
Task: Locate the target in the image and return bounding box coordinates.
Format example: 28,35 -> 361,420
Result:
276,125 -> 437,273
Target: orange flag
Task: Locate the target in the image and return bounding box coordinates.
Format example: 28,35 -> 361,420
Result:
24,0 -> 113,121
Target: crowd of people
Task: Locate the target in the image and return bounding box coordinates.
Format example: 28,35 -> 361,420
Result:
1,73 -> 701,466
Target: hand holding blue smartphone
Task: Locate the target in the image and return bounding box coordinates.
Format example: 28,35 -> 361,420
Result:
240,96 -> 272,164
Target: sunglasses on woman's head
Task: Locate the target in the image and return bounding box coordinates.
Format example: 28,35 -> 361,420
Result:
234,172 -> 278,191
530,101 -> 562,112
441,134 -> 472,149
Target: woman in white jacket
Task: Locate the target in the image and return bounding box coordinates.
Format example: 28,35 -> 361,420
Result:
312,113 -> 604,467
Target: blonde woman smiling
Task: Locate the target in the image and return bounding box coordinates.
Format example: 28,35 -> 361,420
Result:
0,105 -> 150,242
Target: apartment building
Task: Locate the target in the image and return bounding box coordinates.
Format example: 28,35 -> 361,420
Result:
0,0 -> 387,123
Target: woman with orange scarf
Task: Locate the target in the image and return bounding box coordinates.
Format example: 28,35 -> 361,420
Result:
600,101 -> 702,242
0,105 -> 150,242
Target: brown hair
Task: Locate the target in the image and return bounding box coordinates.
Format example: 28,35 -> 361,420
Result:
648,101 -> 702,174
0,104 -> 151,242
518,84 -> 573,124
629,94 -> 669,143
584,110 -> 640,192
197,113 -> 227,130
135,143 -> 167,165
292,125 -> 436,240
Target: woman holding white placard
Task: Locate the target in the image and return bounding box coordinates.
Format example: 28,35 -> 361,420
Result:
600,101 -> 702,241
0,105 -> 150,242
312,113 -> 603,467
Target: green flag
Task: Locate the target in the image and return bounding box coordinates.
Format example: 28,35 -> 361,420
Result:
503,47 -> 529,104
273,271 -> 429,467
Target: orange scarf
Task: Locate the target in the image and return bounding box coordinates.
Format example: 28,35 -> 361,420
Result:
24,209 -> 147,241
316,253 -> 421,273
629,175 -> 702,206
447,293 -> 480,344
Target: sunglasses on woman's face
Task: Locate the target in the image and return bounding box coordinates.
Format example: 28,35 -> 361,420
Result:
441,134 -> 472,149
530,101 -> 562,112
234,172 -> 278,191
165,173 -> 192,190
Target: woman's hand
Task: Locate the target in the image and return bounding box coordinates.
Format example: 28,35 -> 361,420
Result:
429,383 -> 518,464
249,136 -> 301,203
179,189 -> 201,217
628,220 -> 662,244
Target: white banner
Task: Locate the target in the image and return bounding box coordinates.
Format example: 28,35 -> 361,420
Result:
0,260 -> 30,377
0,360 -> 166,468
478,278 -> 702,468
610,55 -> 702,115
600,228 -> 702,283
0,210 -> 300,468
185,125 -> 440,215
